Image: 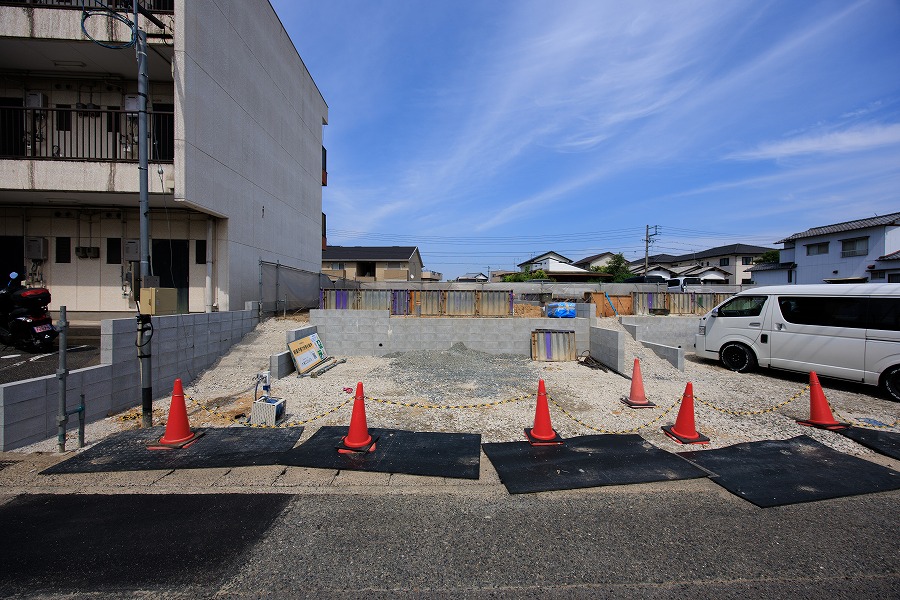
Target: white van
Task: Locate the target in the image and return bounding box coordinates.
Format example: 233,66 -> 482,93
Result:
667,277 -> 702,292
694,284 -> 900,401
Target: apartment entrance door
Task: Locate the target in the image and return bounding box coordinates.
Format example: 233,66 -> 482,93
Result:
0,236 -> 24,285
151,239 -> 189,313
0,98 -> 25,157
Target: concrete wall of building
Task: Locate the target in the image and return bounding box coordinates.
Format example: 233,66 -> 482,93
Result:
0,309 -> 258,451
176,0 -> 328,311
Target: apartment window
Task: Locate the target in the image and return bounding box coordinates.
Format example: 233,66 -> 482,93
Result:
841,237 -> 868,258
106,238 -> 121,264
742,256 -> 753,265
55,104 -> 72,131
56,237 -> 71,263
806,242 -> 829,256
106,106 -> 120,134
719,257 -> 730,267
195,240 -> 207,265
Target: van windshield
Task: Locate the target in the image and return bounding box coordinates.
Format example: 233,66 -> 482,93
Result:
718,295 -> 766,317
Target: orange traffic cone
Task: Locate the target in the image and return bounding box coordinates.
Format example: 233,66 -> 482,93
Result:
525,379 -> 563,445
148,378 -> 203,450
661,382 -> 709,444
621,358 -> 656,408
337,382 -> 378,453
797,372 -> 849,430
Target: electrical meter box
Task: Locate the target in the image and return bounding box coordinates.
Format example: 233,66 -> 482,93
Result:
24,237 -> 48,260
139,287 -> 178,315
26,92 -> 47,109
124,94 -> 140,112
123,238 -> 140,261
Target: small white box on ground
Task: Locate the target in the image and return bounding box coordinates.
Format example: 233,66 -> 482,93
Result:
250,396 -> 285,426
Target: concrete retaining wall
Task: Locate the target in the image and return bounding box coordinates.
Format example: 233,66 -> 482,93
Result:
0,310 -> 258,451
589,327 -> 627,375
619,316 -> 699,351
640,341 -> 685,372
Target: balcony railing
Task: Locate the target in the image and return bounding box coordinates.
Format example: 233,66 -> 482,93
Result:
0,106 -> 174,163
0,1 -> 173,12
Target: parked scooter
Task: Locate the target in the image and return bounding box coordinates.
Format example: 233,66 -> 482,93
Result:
0,272 -> 59,352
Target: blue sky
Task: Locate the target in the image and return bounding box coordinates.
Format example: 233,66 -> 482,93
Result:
271,0 -> 900,279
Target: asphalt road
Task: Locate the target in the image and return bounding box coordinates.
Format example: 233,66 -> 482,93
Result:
0,325 -> 100,385
1,485 -> 897,598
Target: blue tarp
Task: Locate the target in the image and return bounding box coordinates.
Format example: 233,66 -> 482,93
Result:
546,302 -> 576,318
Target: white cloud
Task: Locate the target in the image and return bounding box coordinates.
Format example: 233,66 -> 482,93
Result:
728,124 -> 900,161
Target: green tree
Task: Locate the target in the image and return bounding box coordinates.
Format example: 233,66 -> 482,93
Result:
503,269 -> 552,282
754,250 -> 780,264
592,253 -> 633,282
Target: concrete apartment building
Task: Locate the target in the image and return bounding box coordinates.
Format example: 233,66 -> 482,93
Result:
0,0 -> 328,318
750,212 -> 900,285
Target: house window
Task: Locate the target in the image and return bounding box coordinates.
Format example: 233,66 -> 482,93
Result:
870,270 -> 885,280
387,262 -> 403,269
742,278 -> 753,284
806,242 -> 829,256
719,258 -> 730,267
841,237 -> 868,258
330,262 -> 344,270
56,237 -> 71,263
742,256 -> 753,265
56,105 -> 72,131
106,238 -> 121,264
788,270 -> 793,283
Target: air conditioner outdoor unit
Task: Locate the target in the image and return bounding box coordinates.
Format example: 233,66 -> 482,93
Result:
25,92 -> 48,109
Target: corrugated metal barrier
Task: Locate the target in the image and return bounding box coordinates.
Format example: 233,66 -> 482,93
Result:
321,289 -> 514,317
531,329 -> 576,361
632,292 -> 730,315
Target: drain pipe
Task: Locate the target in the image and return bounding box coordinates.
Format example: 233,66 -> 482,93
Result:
56,307 -> 86,452
57,306 -> 68,452
205,217 -> 214,313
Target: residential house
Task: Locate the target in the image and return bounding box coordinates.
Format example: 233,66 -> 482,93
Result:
630,244 -> 773,284
322,246 -> 424,282
456,272 -> 488,283
0,0 -> 328,317
750,212 -> 900,285
573,252 -> 617,271
516,251 -> 608,282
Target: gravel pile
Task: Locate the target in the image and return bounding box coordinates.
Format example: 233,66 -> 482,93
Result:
14,314 -> 899,457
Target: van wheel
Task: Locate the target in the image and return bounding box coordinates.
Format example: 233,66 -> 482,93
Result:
883,366 -> 900,402
720,343 -> 757,373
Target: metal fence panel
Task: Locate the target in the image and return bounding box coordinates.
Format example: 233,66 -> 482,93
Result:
531,329 -> 576,361
321,289 -> 356,310
392,290 -> 411,315
358,290 -> 392,310
446,291 -> 476,316
631,292 -> 731,315
479,291 -> 513,316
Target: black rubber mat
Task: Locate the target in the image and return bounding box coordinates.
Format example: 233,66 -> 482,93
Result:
679,435 -> 900,508
481,434 -> 707,494
281,426 -> 481,479
836,427 -> 900,461
40,426 -> 304,474
0,493 -> 291,596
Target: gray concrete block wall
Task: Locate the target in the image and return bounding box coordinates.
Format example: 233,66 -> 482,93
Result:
589,327 -> 627,375
309,310 -> 590,357
640,341 -> 685,371
619,316 -> 699,351
270,325 -> 318,379
0,309 -> 259,450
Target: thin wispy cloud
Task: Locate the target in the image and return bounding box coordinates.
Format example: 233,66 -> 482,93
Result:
274,0 -> 900,275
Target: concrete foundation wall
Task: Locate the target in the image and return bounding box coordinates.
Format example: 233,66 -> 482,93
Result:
640,341 -> 685,371
619,316 -> 699,351
589,327 -> 627,375
310,310 -> 592,357
0,310 -> 258,451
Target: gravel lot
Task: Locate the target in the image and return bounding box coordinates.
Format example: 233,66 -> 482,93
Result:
14,313 -> 899,457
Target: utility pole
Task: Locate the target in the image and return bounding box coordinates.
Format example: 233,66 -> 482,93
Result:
133,2 -> 167,428
643,225 -> 658,275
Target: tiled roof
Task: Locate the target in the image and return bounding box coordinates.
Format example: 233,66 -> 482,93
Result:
748,262 -> 796,272
322,246 -> 418,261
778,211 -> 900,243
877,250 -> 900,261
